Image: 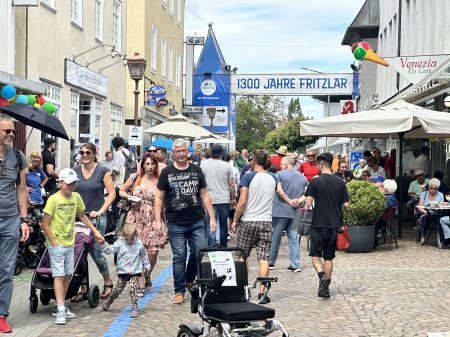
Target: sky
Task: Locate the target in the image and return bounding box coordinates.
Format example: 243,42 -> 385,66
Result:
184,0 -> 367,119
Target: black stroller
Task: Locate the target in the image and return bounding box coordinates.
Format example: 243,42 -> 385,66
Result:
29,221 -> 100,313
178,247 -> 289,337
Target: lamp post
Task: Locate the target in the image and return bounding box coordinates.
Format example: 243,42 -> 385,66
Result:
126,52 -> 147,126
444,96 -> 450,111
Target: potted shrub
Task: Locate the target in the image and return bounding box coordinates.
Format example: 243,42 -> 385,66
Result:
343,180 -> 386,253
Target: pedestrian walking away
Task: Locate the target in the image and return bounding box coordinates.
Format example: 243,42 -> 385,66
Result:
304,152 -> 349,299
154,138 -> 217,305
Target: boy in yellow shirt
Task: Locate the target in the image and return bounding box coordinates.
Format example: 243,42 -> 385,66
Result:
42,168 -> 104,325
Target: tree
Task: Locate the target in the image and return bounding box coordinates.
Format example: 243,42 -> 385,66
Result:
287,98 -> 302,120
236,96 -> 278,151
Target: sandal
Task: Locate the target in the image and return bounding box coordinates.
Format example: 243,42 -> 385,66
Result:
70,292 -> 87,302
100,283 -> 114,299
145,276 -> 152,292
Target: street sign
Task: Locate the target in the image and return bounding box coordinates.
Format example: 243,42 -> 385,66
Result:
182,106 -> 203,114
128,126 -> 143,146
186,36 -> 204,45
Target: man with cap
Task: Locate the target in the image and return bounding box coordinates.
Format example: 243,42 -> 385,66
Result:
201,145 -> 236,247
413,146 -> 431,177
270,145 -> 288,172
42,138 -> 58,195
406,169 -> 430,220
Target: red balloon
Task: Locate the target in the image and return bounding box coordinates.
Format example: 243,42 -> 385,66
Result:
0,98 -> 9,106
36,95 -> 45,106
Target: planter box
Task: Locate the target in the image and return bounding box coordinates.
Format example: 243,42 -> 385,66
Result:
346,225 -> 375,253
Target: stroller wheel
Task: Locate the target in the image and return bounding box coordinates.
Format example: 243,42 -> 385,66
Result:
39,290 -> 51,305
88,285 -> 100,308
177,326 -> 197,337
29,294 -> 38,313
14,258 -> 22,276
27,254 -> 40,269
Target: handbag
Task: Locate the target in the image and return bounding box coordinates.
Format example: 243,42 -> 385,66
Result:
294,206 -> 313,235
336,226 -> 350,251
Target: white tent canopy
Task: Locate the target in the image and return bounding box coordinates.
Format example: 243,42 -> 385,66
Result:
145,114 -> 215,140
194,135 -> 234,145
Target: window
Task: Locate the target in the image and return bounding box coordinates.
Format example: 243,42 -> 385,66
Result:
161,36 -> 167,79
175,50 -> 181,88
168,44 -> 174,84
71,0 -> 83,27
42,81 -> 62,168
95,0 -> 104,41
169,0 -> 174,17
176,0 -> 181,26
94,99 -> 102,146
113,0 -> 122,52
110,104 -> 123,137
151,25 -> 157,72
40,0 -> 55,9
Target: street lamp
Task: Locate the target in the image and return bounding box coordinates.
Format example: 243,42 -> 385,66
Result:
127,52 -> 147,126
206,107 -> 216,127
444,95 -> 450,111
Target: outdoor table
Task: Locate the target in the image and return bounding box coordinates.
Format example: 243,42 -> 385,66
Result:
416,205 -> 450,247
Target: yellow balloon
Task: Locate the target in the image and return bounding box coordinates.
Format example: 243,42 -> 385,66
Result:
34,103 -> 41,108
8,96 -> 16,103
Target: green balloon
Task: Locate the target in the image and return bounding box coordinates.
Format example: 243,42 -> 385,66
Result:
353,47 -> 367,61
26,95 -> 36,105
42,102 -> 56,114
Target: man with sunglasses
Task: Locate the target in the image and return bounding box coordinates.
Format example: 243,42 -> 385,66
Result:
42,137 -> 58,195
299,150 -> 320,182
0,117 -> 30,332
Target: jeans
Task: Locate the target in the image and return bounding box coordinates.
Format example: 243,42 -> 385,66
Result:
207,203 -> 230,248
0,216 -> 20,317
168,220 -> 206,294
90,215 -> 109,275
269,217 -> 300,268
440,216 -> 450,239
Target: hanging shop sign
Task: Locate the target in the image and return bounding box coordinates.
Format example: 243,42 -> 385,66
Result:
64,59 -> 108,97
157,98 -> 169,107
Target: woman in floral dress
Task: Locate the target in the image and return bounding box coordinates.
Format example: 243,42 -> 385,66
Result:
119,152 -> 165,293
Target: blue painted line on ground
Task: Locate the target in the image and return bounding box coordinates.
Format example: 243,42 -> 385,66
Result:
102,265 -> 172,337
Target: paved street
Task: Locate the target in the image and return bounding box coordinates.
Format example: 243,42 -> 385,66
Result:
7,226 -> 450,337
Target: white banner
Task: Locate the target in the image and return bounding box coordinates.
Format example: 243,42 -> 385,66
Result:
65,59 -> 108,97
230,73 -> 354,95
387,55 -> 450,85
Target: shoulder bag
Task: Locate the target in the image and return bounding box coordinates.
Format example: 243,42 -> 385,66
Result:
294,205 -> 313,236
336,226 -> 350,251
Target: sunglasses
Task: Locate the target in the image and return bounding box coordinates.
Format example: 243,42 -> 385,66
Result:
429,187 -> 438,190
2,129 -> 16,135
79,150 -> 92,156
307,155 -> 315,158
148,149 -> 157,153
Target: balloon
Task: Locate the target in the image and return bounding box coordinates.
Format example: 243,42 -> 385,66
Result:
8,95 -> 16,103
15,95 -> 28,104
36,95 -> 45,106
42,102 -> 56,114
354,47 -> 367,61
34,103 -> 41,108
1,85 -> 16,100
0,98 -> 9,106
27,95 -> 36,105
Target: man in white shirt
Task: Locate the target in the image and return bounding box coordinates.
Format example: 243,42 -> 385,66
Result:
414,146 -> 431,177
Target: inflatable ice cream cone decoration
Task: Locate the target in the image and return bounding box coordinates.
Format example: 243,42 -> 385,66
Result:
352,41 -> 389,67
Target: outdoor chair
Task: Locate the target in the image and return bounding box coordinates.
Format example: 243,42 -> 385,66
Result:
375,206 -> 398,250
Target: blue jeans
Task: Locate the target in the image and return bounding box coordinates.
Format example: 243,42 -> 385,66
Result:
440,216 -> 450,239
168,220 -> 206,294
90,215 -> 109,275
269,217 -> 300,268
0,216 -> 20,317
207,203 -> 230,248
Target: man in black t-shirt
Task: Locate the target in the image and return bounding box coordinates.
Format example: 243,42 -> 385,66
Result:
42,138 -> 58,195
154,139 -> 216,305
305,152 -> 349,298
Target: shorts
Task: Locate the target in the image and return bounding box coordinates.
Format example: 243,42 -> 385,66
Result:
309,227 -> 338,260
236,221 -> 272,261
48,244 -> 74,277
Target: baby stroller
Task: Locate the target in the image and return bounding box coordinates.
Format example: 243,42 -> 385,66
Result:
178,247 -> 289,337
29,221 -> 100,313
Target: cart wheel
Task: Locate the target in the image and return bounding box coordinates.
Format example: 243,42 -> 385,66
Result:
88,284 -> 100,308
14,258 -> 22,276
177,326 -> 197,337
29,294 -> 38,313
39,290 -> 51,305
27,254 -> 40,269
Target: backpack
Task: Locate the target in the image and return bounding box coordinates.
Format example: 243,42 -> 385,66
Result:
121,149 -> 137,183
13,148 -> 23,185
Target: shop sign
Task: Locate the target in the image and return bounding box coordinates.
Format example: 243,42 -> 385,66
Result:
340,100 -> 356,114
157,98 -> 169,107
65,59 -> 108,97
148,85 -> 166,98
387,55 -> 450,84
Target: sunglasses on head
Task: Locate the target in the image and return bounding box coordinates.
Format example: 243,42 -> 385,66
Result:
79,150 -> 92,156
2,129 -> 16,135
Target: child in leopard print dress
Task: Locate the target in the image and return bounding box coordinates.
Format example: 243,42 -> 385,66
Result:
100,223 -> 150,317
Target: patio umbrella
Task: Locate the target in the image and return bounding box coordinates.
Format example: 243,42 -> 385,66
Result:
144,137 -> 173,151
300,99 -> 450,237
194,135 -> 235,145
144,114 -> 215,140
0,103 -> 69,140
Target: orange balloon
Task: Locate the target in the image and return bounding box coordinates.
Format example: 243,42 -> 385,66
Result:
36,95 -> 45,106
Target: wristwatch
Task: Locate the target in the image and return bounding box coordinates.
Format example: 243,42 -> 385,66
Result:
20,216 -> 30,224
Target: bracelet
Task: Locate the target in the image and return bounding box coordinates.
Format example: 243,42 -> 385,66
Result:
20,216 -> 30,224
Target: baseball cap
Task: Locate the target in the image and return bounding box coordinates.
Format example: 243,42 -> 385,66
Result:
371,176 -> 385,183
414,169 -> 425,176
43,138 -> 55,147
58,168 -> 80,184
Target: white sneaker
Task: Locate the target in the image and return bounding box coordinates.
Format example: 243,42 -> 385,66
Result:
52,306 -> 76,319
54,310 -> 66,325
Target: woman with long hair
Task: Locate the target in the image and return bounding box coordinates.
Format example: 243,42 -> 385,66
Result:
26,151 -> 48,205
119,152 -> 166,295
71,142 -> 116,302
